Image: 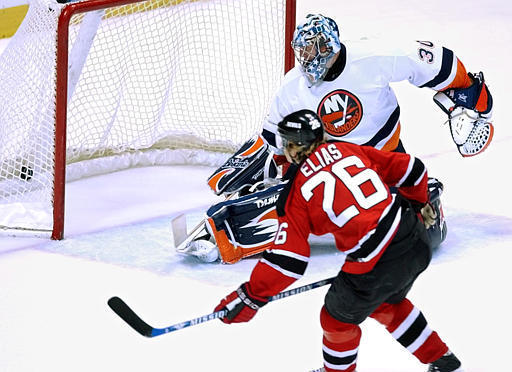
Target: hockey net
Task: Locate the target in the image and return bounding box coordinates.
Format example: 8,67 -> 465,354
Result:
0,0 -> 295,238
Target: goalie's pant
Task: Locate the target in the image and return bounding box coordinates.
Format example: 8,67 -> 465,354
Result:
392,143 -> 447,250
390,180 -> 447,250
320,206 -> 449,371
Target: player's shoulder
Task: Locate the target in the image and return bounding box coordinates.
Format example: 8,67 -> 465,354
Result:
272,66 -> 310,103
329,139 -> 361,153
331,141 -> 385,163
281,66 -> 309,89
276,164 -> 303,217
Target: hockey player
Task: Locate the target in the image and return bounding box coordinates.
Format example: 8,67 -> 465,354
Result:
261,14 -> 492,156
180,13 -> 493,264
214,110 -> 463,372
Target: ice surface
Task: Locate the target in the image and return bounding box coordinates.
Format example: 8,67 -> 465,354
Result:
1,0 -> 511,371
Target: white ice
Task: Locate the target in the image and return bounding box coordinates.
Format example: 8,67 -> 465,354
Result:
1,0 -> 511,371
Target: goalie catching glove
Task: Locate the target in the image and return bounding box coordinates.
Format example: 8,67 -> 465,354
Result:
215,282 -> 268,324
434,71 -> 494,157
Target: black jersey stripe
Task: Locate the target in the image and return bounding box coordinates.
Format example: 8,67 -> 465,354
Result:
420,47 -> 454,88
262,249 -> 308,276
323,351 -> 358,366
362,105 -> 400,148
262,128 -> 277,149
347,196 -> 401,261
396,312 -> 428,348
276,164 -> 299,217
400,158 -> 426,187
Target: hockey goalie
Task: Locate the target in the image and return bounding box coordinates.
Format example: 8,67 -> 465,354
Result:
173,135 -> 284,263
174,14 -> 494,264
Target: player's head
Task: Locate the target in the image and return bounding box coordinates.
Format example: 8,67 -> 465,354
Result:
277,109 -> 325,164
291,14 -> 341,85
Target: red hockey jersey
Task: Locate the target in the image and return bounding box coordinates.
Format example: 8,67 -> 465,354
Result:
247,141 -> 428,298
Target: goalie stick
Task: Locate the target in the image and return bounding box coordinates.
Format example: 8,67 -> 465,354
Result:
171,192 -> 239,252
107,276 -> 335,338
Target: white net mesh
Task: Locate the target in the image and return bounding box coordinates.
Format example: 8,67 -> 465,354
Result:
0,0 -> 288,234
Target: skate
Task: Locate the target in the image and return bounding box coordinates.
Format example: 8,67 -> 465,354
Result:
427,351 -> 462,372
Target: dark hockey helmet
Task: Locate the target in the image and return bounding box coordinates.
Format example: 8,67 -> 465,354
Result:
277,109 -> 324,150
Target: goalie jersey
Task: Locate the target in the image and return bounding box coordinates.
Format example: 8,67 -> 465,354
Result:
247,141 -> 429,298
262,39 -> 472,153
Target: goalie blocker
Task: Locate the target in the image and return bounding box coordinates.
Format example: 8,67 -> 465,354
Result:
207,135 -> 278,196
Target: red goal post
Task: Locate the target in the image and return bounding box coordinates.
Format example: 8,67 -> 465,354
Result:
0,0 -> 296,239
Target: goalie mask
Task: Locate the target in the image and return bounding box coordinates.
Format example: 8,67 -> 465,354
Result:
292,14 -> 341,84
277,110 -> 325,164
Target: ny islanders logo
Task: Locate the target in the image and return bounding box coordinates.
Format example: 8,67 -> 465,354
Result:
318,90 -> 363,137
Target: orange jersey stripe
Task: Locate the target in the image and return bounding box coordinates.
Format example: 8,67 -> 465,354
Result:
443,58 -> 472,90
381,123 -> 401,152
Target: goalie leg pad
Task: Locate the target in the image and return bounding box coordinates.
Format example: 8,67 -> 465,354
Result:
206,184 -> 284,264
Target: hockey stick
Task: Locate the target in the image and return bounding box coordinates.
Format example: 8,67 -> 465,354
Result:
171,214 -> 208,252
171,193 -> 238,252
107,276 -> 335,338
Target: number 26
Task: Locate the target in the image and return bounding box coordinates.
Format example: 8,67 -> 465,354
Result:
300,156 -> 387,228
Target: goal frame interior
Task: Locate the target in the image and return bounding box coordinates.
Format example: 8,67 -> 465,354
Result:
50,0 -> 296,239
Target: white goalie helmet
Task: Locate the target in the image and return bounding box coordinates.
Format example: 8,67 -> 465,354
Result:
291,14 -> 341,84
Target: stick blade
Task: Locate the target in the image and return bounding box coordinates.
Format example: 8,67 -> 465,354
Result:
107,296 -> 154,337
171,213 -> 188,248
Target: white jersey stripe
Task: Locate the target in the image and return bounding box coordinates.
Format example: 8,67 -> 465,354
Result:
432,55 -> 458,91
268,249 -> 309,262
322,344 -> 358,358
391,307 -> 421,339
343,194 -> 400,262
407,327 -> 434,354
358,206 -> 401,262
395,156 -> 414,187
414,168 -> 427,186
374,120 -> 400,150
260,258 -> 303,279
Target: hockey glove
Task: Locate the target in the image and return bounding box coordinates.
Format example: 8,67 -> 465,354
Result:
215,282 -> 269,324
420,202 -> 437,229
207,135 -> 278,196
433,72 -> 494,157
440,72 -> 493,114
